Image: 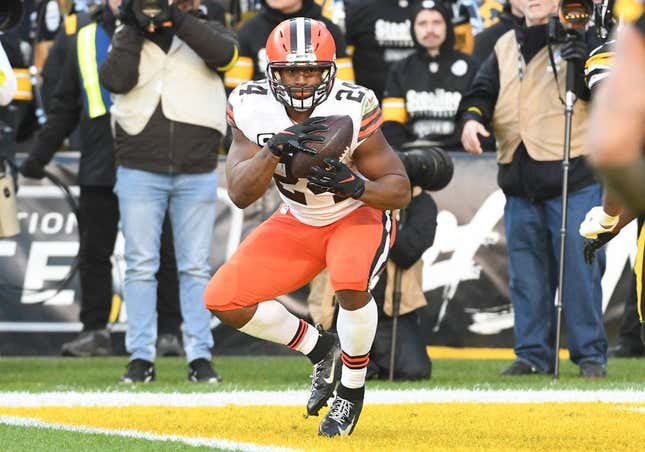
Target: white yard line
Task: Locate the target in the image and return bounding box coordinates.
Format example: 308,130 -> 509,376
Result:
0,415 -> 301,452
0,389 -> 644,407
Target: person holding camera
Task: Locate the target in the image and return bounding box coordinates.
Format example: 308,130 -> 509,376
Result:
99,0 -> 238,383
458,0 -> 607,378
18,0 -> 185,359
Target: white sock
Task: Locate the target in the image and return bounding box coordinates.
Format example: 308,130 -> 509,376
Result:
336,297 -> 378,389
238,300 -> 318,355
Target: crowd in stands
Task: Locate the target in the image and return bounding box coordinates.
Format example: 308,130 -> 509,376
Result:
1,0 -> 643,390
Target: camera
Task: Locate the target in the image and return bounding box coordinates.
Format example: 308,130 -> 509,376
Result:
548,0 -> 593,43
0,0 -> 23,31
132,0 -> 172,29
397,147 -> 454,191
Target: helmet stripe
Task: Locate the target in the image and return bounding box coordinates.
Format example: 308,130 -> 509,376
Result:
304,18 -> 311,52
289,19 -> 298,54
296,18 -> 306,54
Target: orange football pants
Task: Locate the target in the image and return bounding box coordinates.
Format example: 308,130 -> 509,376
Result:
204,205 -> 395,311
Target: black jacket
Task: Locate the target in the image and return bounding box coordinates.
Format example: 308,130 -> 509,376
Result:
457,24 -> 596,202
30,7 -> 116,187
383,49 -> 478,150
472,12 -> 523,64
237,0 -> 348,80
99,11 -> 237,174
345,0 -> 421,99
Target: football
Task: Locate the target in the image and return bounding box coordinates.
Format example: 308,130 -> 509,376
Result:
286,115 -> 354,179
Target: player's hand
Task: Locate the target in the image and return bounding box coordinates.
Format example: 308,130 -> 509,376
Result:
461,120 -> 489,155
18,157 -> 46,180
579,206 -> 619,239
583,231 -> 616,265
266,117 -> 327,158
307,158 -> 365,199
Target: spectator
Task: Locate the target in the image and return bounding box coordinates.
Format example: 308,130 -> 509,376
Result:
18,0 -> 184,358
345,0 -> 420,99
99,0 -> 238,382
471,0 -> 524,64
458,0 -> 607,377
382,1 -> 478,150
224,0 -> 353,89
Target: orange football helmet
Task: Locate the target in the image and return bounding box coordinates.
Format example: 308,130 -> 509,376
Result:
265,17 -> 337,111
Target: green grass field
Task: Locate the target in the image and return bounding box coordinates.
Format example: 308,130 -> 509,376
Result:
1,356 -> 644,451
1,356 -> 644,392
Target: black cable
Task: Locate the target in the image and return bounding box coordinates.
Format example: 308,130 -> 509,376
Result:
1,157 -> 80,297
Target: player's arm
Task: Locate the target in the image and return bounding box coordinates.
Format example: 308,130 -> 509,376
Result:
225,126 -> 281,209
352,130 -> 411,210
588,24 -> 645,213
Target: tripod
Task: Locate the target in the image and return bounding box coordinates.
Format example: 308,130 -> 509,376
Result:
553,56 -> 580,381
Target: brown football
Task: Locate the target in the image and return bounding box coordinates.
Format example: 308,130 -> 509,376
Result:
286,115 -> 354,179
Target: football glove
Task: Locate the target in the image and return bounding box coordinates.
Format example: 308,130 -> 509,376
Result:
307,158 -> 365,199
266,117 -> 327,158
583,231 -> 616,265
579,206 -> 619,239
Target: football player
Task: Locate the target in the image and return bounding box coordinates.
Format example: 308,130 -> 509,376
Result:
205,17 -> 410,437
586,0 -> 645,345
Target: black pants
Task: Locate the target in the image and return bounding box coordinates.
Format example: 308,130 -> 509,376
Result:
78,186 -> 181,334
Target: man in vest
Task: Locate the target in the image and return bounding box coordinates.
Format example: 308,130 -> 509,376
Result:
99,0 -> 238,383
18,0 -> 185,360
458,0 -> 608,377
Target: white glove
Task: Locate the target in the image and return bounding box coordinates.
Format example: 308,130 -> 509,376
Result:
578,206 -> 619,239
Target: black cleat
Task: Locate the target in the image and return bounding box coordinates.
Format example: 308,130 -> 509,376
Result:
61,329 -> 111,357
306,329 -> 341,416
120,359 -> 155,383
319,394 -> 363,437
188,358 -> 221,383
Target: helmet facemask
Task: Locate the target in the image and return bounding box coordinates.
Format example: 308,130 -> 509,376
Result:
267,61 -> 337,111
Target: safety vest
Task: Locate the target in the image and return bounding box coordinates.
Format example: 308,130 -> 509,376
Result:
76,22 -> 112,119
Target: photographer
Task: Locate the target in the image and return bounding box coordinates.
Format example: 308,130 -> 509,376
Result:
99,0 -> 238,383
457,0 -> 607,378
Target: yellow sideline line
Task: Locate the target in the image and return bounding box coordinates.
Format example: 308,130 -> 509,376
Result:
427,346 -> 570,360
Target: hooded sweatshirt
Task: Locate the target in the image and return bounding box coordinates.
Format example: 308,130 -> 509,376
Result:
382,1 -> 478,149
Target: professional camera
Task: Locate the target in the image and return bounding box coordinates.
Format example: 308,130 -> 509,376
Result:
397,147 -> 454,191
132,0 -> 172,29
0,0 -> 23,31
548,0 -> 593,43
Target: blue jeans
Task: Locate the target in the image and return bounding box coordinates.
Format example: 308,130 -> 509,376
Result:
114,167 -> 217,363
504,184 -> 607,372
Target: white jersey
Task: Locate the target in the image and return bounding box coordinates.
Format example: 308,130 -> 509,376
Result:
228,78 -> 383,226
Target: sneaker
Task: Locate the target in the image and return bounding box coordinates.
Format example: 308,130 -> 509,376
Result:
319,394 -> 364,437
579,362 -> 607,378
120,359 -> 155,383
61,329 -> 111,357
500,360 -> 540,376
306,328 -> 341,416
607,343 -> 645,358
157,333 -> 185,357
188,358 -> 221,383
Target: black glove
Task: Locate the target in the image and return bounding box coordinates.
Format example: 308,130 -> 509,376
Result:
118,0 -> 139,27
307,158 -> 365,199
560,38 -> 587,63
583,231 -> 616,265
266,117 -> 327,158
19,157 -> 46,180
